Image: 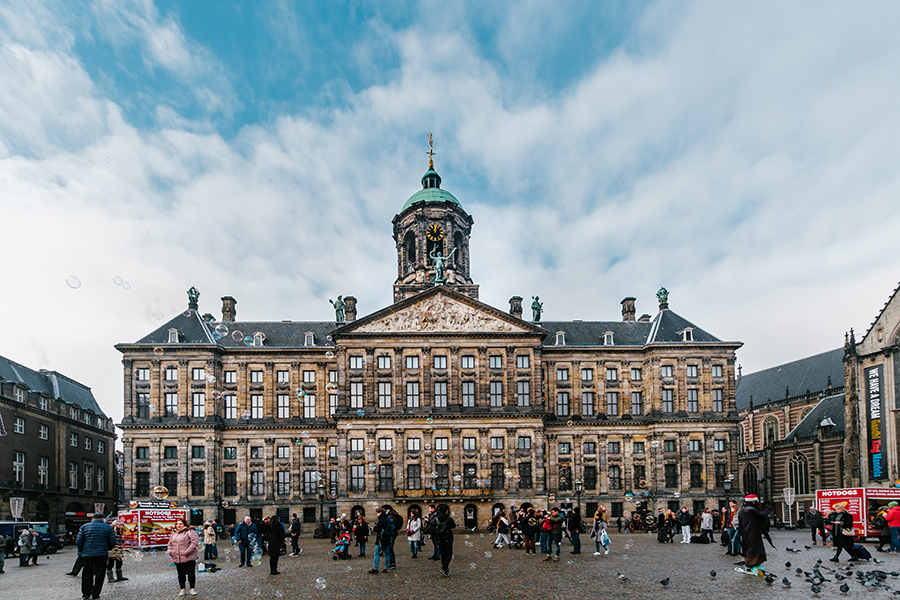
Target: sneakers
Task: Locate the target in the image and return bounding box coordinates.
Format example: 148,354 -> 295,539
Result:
179,590 -> 187,597
439,568 -> 450,577
189,589 -> 198,595
367,569 -> 379,574
593,552 -> 602,556
604,549 -> 609,555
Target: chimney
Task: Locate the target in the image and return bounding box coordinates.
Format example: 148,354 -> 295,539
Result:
621,297 -> 636,321
344,296 -> 358,322
637,314 -> 651,322
221,296 -> 237,322
509,296 -> 523,319
202,313 -> 214,323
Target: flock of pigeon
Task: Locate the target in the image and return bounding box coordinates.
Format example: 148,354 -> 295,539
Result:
614,538 -> 900,596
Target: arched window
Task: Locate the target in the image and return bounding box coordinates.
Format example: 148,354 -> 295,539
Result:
788,453 -> 810,495
404,232 -> 416,273
763,416 -> 779,446
742,465 -> 759,495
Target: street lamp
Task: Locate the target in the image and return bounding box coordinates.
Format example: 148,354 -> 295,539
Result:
724,478 -> 732,523
574,479 -> 583,513
313,482 -> 327,539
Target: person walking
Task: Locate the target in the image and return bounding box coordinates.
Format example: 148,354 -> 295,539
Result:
590,511 -> 609,555
289,514 -> 302,556
106,521 -> 128,583
700,508 -> 714,542
233,516 -> 258,567
616,516 -> 623,533
738,494 -> 769,575
76,513 -> 117,600
493,510 -> 511,549
806,506 -> 827,546
368,507 -> 389,574
431,503 -> 456,577
18,529 -> 32,568
266,514 -> 286,574
424,505 -> 441,562
406,508 -> 422,558
542,507 -> 565,562
568,507 -> 582,554
678,506 -> 693,543
354,516 -> 369,557
886,501 -> 900,554
167,517 -> 199,596
202,524 -> 217,561
29,530 -> 42,565
830,502 -> 855,562
385,507 -> 402,569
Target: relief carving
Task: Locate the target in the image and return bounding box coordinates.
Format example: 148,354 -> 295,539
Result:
355,296 -> 522,333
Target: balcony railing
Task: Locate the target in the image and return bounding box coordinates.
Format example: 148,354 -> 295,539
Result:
0,480 -> 63,493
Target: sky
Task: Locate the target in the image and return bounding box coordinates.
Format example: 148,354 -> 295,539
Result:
2,0 -> 900,429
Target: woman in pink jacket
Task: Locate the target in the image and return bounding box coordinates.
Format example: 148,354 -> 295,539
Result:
167,518 -> 199,596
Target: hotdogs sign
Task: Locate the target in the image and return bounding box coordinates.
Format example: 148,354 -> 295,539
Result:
866,365 -> 885,481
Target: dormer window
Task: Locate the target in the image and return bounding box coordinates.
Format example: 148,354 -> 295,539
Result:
168,328 -> 179,344
304,332 -> 314,347
555,331 -> 566,346
14,387 -> 24,403
680,328 -> 693,342
253,332 -> 266,347
603,332 -> 614,346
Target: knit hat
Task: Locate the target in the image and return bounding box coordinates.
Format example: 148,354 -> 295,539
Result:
889,501 -> 898,508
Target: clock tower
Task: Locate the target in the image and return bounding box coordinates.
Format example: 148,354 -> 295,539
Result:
391,147 -> 478,303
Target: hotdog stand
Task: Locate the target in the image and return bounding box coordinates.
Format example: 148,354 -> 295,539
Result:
815,487 -> 900,539
118,501 -> 187,548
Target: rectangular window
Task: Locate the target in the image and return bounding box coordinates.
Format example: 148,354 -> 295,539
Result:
192,392 -> 205,417
303,471 -> 316,494
277,471 -> 290,495
491,463 -> 504,489
463,463 -> 477,489
277,394 -> 290,418
609,466 -> 622,490
559,442 -> 571,455
582,368 -> 593,381
407,464 -> 421,490
686,364 -> 698,378
518,436 -> 531,450
224,472 -> 237,496
583,441 -> 596,454
329,393 -> 338,417
69,461 -> 78,489
518,463 -> 532,489
557,392 -> 569,416
631,368 -> 642,381
351,438 -> 364,452
407,437 -> 420,451
250,446 -> 264,459
606,368 -> 618,381
277,370 -> 289,383
712,389 -> 723,412
664,440 -> 676,453
689,439 -> 701,452
556,368 -> 568,381
250,370 -> 263,383
303,370 -> 315,383
661,389 -> 674,413
711,364 -> 723,378
70,432 -> 78,447
489,355 -> 502,369
329,370 -> 337,383
433,355 -> 447,370
135,472 -> 149,496
490,381 -> 503,406
434,382 -> 448,407
192,368 -> 206,381
162,367 -> 176,381
687,389 -> 699,413
490,436 -> 504,450
167,472 -> 182,495
135,368 -> 150,381
98,440 -> 106,454
39,398 -> 47,411
330,470 -> 339,496
435,437 -> 449,451
633,442 -> 645,454
633,464 -> 646,487
165,393 -> 178,417
350,383 -> 363,409
224,394 -> 237,419
378,465 -> 393,491
136,447 -> 149,459
714,439 -> 725,452
377,355 -> 391,370
406,382 -> 420,408
690,463 -> 703,487
517,381 -> 530,406
461,381 -> 475,407
460,355 -> 475,369
581,392 -> 594,417
582,465 -> 597,490
328,445 -> 337,458
608,441 -> 620,454
463,437 -> 477,451
251,394 -> 263,418
405,355 -> 419,370
516,355 -> 530,369
349,356 -> 364,370
13,452 -> 25,483
224,447 -> 237,460
97,467 -> 105,492
378,382 -> 392,408
224,371 -> 236,384
610,502 -> 624,518
631,391 -> 643,415
606,392 -> 619,416
715,463 -> 726,488
191,471 -> 205,496
661,365 -> 673,378
350,465 -> 365,491
14,388 -> 24,402
250,471 -> 264,495
192,446 -> 205,459
379,437 -> 393,451
14,418 -> 25,434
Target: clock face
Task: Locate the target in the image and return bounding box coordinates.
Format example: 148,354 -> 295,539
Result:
426,223 -> 445,242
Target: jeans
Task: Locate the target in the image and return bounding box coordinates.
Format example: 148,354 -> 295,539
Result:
373,543 -> 383,571
539,531 -> 549,554
240,542 -> 251,565
385,535 -> 396,567
524,535 -> 535,553
430,535 -> 440,558
409,540 -> 419,557
204,543 -> 217,560
681,525 -> 691,543
730,528 -> 742,555
358,541 -> 366,556
890,527 -> 900,552
725,527 -> 736,553
0,550 -> 4,571
548,532 -> 561,556
291,535 -> 300,555
570,531 -> 581,553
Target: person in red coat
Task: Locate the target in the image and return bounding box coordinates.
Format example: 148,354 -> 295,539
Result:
167,518 -> 199,596
885,501 -> 900,553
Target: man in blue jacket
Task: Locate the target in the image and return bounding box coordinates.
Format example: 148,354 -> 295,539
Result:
234,516 -> 259,567
76,513 -> 116,600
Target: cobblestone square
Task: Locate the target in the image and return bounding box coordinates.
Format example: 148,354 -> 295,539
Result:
6,530 -> 900,600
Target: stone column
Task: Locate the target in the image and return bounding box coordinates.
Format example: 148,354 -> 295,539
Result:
264,362 -> 275,418
178,359 -> 189,418
477,347 -> 487,407
122,438 -> 135,500
365,428 -> 378,493
150,437 -> 162,487
122,358 -> 134,420
150,358 -> 161,419
238,438 -> 249,499
178,436 -> 190,499
534,427 -> 546,493
478,428 -> 490,483
205,435 -> 217,500
394,428 -> 405,491
336,430 -> 348,496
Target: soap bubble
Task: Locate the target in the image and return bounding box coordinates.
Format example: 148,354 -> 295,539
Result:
253,589 -> 261,596
673,492 -> 681,499
206,374 -> 216,383
465,541 -> 473,547
243,336 -> 254,347
470,562 -> 477,569
122,282 -> 131,290
436,453 -> 444,459
151,485 -> 169,499
625,539 -> 634,549
566,420 -> 573,427
484,551 -> 492,558
453,475 -> 461,481
221,501 -> 229,508
567,559 -> 574,564
369,463 -> 376,471
357,409 -> 365,417
425,443 -> 432,450
274,591 -> 283,598
113,276 -> 123,286
326,383 -> 338,394
651,440 -> 660,448
251,555 -> 262,567
153,347 -> 164,356
315,577 -> 326,584
467,468 -> 475,475
622,554 -> 628,560
425,417 -> 434,424
232,331 -> 244,341
624,493 -> 633,501
431,471 -> 438,478
151,309 -> 164,320
215,324 -> 228,337
315,583 -> 326,590
105,156 -> 111,164
65,276 -> 82,289
326,335 -> 333,342
325,351 -> 335,359
241,410 -> 251,420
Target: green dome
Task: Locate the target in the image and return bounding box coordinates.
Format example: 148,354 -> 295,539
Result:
400,167 -> 463,211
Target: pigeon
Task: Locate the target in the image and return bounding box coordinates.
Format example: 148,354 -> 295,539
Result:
709,570 -> 716,579
617,572 -> 629,584
782,577 -> 792,587
793,539 -> 797,543
892,572 -> 900,577
811,583 -> 821,594
805,545 -> 813,550
765,574 -> 776,585
835,573 -> 845,581
796,568 -> 804,574
660,578 -> 669,587
816,559 -> 823,564
786,561 -> 792,569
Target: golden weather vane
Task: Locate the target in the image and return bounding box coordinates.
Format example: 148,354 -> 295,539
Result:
427,132 -> 435,168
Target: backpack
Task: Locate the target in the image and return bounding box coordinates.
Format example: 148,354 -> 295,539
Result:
852,545 -> 872,560
384,515 -> 397,537
435,515 -> 451,543
873,515 -> 888,529
542,518 -> 553,532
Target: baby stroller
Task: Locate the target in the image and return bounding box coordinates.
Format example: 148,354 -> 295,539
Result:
509,527 -> 525,549
332,532 -> 352,560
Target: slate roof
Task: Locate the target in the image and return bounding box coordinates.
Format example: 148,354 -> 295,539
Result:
541,308 -> 724,347
783,392 -> 845,441
735,348 -> 844,411
0,354 -> 106,415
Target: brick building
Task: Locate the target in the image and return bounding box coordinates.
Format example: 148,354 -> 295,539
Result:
117,156 -> 743,529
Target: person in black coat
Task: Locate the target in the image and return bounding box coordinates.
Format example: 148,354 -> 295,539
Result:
738,495 -> 770,574
431,504 -> 456,577
806,507 -> 826,545
829,502 -> 855,562
353,517 -> 369,557
266,515 -> 286,574
289,514 -> 302,556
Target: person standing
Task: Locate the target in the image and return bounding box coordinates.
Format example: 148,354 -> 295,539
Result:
354,516 -> 369,557
806,506 -> 826,545
886,501 -> 900,554
368,507 -> 389,574
202,524 -> 217,561
233,516 -> 258,567
723,501 -> 738,555
424,505 -> 441,561
738,494 -> 769,575
678,507 -> 693,543
289,514 -> 302,556
76,513 -> 117,600
433,503 -> 456,577
616,516 -> 623,533
542,507 -> 565,562
106,521 -> 128,582
406,509 -> 422,558
266,514 -> 286,574
519,508 -> 538,555
18,529 -> 32,567
167,518 -> 199,596
568,507 -> 582,554
29,530 -> 42,565
700,509 -> 714,542
830,502 -> 856,562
